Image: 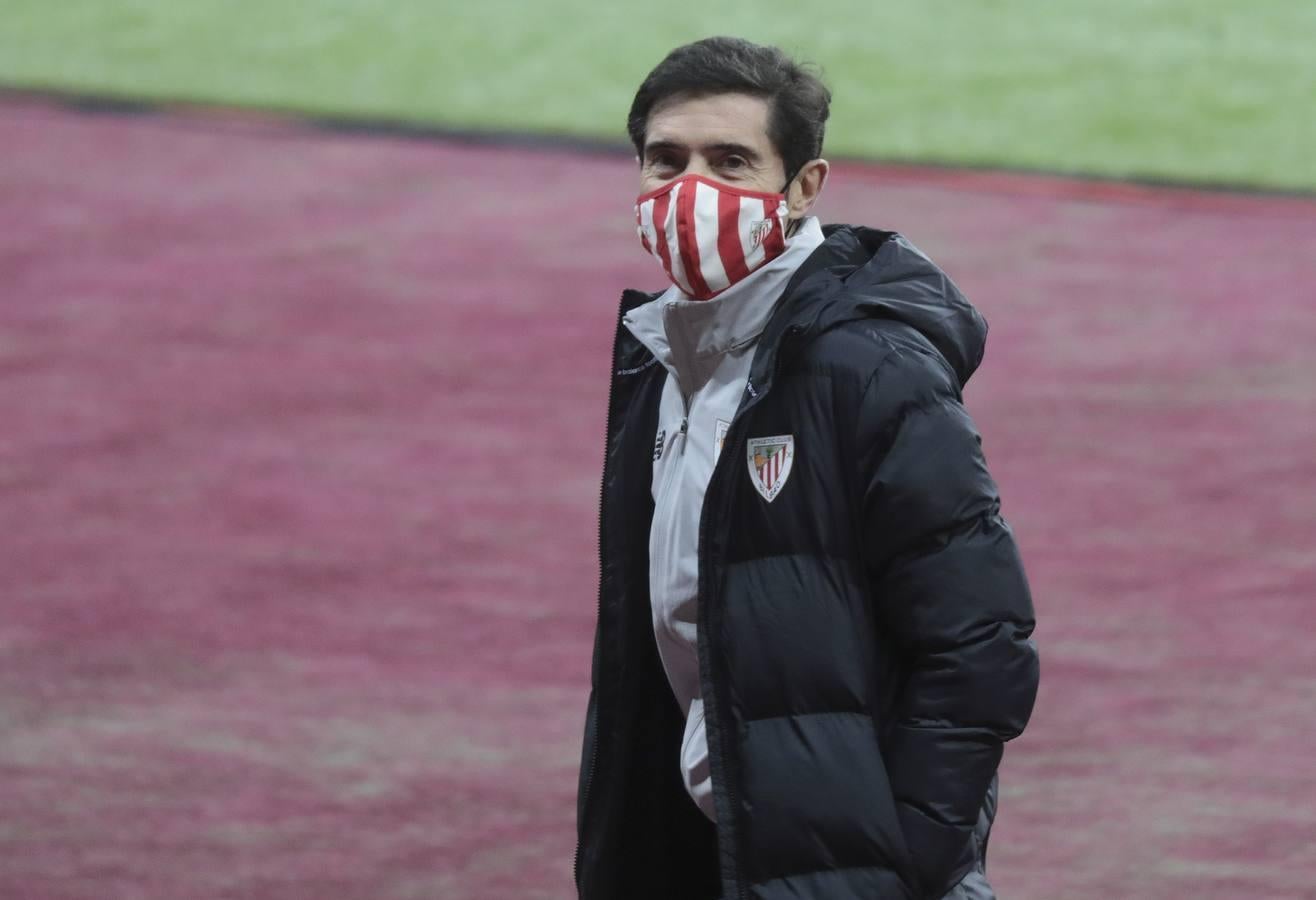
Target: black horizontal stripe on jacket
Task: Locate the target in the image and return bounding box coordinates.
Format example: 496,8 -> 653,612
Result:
575,226 -> 1040,900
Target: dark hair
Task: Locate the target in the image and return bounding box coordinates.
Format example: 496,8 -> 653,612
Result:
627,37 -> 831,181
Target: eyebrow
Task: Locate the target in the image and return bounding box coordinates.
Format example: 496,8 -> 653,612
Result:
642,140 -> 763,162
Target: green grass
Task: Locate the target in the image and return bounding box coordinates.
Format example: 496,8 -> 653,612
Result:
2,0 -> 1313,189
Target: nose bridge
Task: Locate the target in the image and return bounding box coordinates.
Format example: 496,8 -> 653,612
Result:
681,152 -> 717,180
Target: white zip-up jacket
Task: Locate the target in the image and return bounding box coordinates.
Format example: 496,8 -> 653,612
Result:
621,217 -> 824,820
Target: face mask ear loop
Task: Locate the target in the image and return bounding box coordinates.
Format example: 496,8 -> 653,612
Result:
781,169 -> 800,239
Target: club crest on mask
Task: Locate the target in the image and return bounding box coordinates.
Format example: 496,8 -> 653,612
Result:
749,219 -> 774,249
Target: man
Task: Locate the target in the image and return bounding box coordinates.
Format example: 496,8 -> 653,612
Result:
575,37 -> 1039,900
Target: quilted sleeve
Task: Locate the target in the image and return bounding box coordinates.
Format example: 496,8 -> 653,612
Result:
857,342 -> 1040,898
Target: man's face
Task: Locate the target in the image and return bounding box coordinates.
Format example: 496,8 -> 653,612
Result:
639,92 -> 787,195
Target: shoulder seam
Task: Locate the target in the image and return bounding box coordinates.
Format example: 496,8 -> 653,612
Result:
860,338 -> 958,403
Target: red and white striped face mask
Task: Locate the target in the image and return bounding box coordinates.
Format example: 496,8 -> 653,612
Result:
635,174 -> 790,301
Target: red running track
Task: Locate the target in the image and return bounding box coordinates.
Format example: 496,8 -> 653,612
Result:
2,98 -> 1315,899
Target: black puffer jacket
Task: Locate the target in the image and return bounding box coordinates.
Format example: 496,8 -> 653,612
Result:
575,227 -> 1040,900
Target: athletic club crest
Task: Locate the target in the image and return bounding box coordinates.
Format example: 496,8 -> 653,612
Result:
746,434 -> 794,502
714,419 -> 731,462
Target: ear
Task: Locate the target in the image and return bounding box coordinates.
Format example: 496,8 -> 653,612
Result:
786,159 -> 829,219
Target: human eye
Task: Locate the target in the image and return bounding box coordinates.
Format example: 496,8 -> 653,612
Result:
646,150 -> 683,176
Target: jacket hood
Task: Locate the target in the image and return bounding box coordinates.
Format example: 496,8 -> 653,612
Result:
768,225 -> 988,387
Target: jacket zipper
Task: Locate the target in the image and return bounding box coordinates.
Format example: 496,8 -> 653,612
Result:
703,325 -> 802,900
650,380 -> 692,635
574,297 -> 635,892
700,418 -> 750,900
652,412 -> 687,589
578,310 -> 801,895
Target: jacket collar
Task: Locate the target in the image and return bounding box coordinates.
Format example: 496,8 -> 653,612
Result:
616,225 -> 988,398
620,218 -> 825,393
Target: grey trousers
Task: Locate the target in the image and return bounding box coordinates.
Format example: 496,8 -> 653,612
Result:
944,867 -> 995,899
711,869 -> 992,900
